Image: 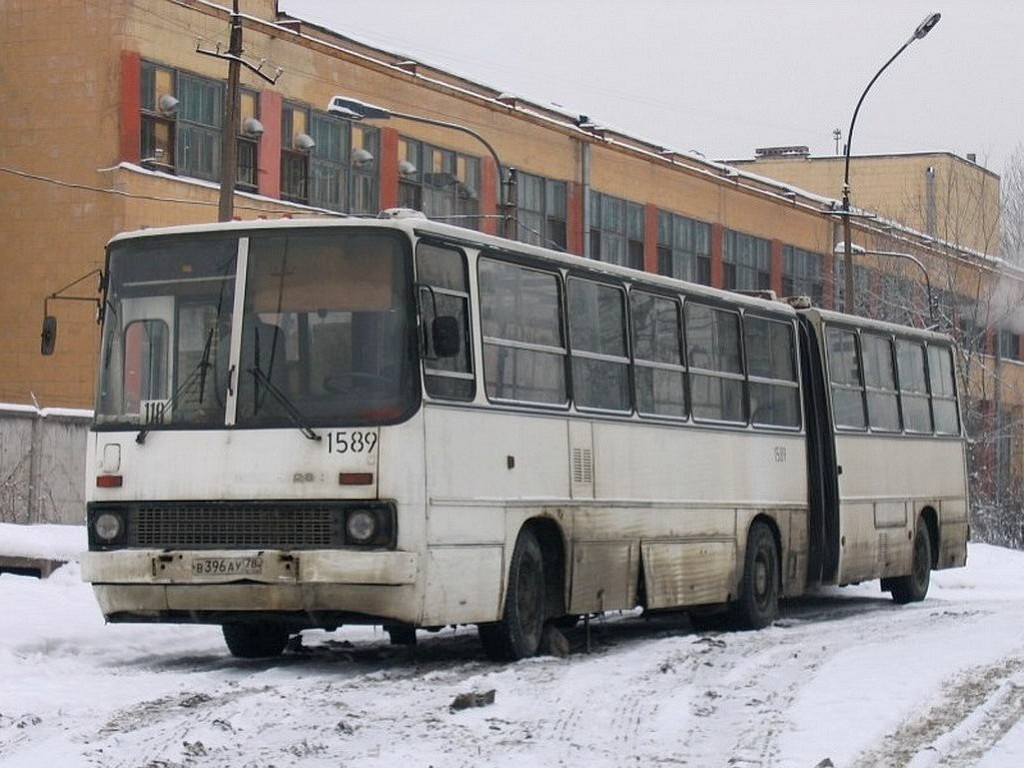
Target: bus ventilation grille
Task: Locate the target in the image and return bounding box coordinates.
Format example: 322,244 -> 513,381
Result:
129,503 -> 342,549
572,447 -> 594,485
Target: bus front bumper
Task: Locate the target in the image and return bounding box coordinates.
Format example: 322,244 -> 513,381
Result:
80,548 -> 420,622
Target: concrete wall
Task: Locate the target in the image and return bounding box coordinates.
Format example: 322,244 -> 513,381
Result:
0,404 -> 89,525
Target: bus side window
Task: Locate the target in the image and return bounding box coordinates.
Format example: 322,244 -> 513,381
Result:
861,333 -> 900,432
478,257 -> 567,406
826,327 -> 867,430
685,302 -> 745,424
896,339 -> 932,433
928,344 -> 961,435
632,291 -> 687,419
568,277 -> 630,413
417,243 -> 474,400
745,315 -> 800,428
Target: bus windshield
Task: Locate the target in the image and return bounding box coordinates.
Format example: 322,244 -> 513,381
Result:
96,228 -> 418,430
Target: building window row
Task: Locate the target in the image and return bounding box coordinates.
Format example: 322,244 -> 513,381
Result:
136,60 -> 848,314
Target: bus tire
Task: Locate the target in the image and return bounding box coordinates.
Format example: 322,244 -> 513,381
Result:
889,522 -> 932,604
222,621 -> 290,658
732,521 -> 780,630
478,527 -> 546,661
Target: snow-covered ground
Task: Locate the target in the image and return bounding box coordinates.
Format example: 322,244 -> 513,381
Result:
2,525 -> 1024,767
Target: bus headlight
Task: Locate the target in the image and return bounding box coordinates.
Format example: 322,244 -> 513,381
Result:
345,509 -> 378,543
90,508 -> 126,547
343,503 -> 395,547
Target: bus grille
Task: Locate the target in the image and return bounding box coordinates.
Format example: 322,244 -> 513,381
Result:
128,503 -> 342,549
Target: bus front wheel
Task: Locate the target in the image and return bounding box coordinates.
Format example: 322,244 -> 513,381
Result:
478,527 -> 546,661
222,621 -> 291,658
886,522 -> 932,604
732,521 -> 780,630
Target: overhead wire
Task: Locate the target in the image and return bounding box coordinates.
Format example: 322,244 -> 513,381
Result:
0,164 -> 339,216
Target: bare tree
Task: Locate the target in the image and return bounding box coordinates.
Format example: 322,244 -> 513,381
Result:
1001,143 -> 1024,268
856,155 -> 1024,548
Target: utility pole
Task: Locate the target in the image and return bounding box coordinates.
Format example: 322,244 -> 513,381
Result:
218,1 -> 242,223
196,1 -> 283,222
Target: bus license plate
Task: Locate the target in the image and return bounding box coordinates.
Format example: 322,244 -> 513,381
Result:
190,556 -> 265,577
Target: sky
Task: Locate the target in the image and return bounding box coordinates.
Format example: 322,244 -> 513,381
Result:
4,525 -> 1024,764
279,0 -> 1023,175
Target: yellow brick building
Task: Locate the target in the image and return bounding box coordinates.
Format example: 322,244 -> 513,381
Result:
1,0 -> 1022,507
731,148 -> 1002,256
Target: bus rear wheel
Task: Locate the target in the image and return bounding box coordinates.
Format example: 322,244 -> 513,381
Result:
887,522 -> 932,604
222,621 -> 291,658
731,521 -> 780,630
478,527 -> 546,661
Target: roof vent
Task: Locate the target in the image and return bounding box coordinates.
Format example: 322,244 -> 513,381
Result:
754,146 -> 810,158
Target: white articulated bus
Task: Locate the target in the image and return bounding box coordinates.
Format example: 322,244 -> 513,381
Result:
78,215 -> 968,659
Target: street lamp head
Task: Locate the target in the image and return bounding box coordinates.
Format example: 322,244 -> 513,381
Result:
834,241 -> 866,256
912,12 -> 941,41
327,95 -> 392,121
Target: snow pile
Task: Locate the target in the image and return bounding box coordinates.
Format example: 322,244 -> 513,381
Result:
0,523 -> 86,561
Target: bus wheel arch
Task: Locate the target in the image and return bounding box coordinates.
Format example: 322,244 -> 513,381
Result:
479,519 -> 564,661
887,510 -> 936,604
731,517 -> 782,630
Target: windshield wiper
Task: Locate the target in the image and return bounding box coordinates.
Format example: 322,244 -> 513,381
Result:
247,366 -> 321,442
196,327 -> 215,405
135,347 -> 213,445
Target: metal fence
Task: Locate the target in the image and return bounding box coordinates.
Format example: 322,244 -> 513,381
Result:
0,404 -> 90,525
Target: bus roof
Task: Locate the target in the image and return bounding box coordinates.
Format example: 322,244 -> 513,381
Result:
799,306 -> 955,344
107,215 -> 801,318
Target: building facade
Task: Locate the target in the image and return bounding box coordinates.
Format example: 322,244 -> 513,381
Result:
2,0 -> 1022,520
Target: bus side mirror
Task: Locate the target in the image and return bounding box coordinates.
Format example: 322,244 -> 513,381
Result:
431,316 -> 461,358
41,315 -> 57,355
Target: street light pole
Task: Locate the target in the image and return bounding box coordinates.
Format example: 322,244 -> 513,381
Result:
840,11 -> 941,313
327,96 -> 515,238
835,243 -> 936,325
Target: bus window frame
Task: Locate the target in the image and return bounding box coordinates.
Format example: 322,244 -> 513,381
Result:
566,272 -> 632,416
477,252 -> 570,410
415,239 -> 476,402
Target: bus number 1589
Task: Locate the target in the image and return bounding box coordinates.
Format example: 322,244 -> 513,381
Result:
327,431 -> 378,454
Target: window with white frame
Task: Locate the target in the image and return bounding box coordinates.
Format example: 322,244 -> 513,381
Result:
280,103 -> 312,203
398,138 -> 480,229
723,230 -> 770,292
515,171 -> 567,250
279,105 -> 380,213
782,245 -> 823,305
657,211 -> 711,285
236,90 -> 260,191
590,192 -> 644,270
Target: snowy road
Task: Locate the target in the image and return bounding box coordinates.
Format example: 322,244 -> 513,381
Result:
2,540 -> 1024,767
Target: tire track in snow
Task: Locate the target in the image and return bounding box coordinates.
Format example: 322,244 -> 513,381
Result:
854,653 -> 1024,767
676,631 -> 833,767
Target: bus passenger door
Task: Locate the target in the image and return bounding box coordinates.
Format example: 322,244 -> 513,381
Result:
798,317 -> 840,585
568,419 -> 594,500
